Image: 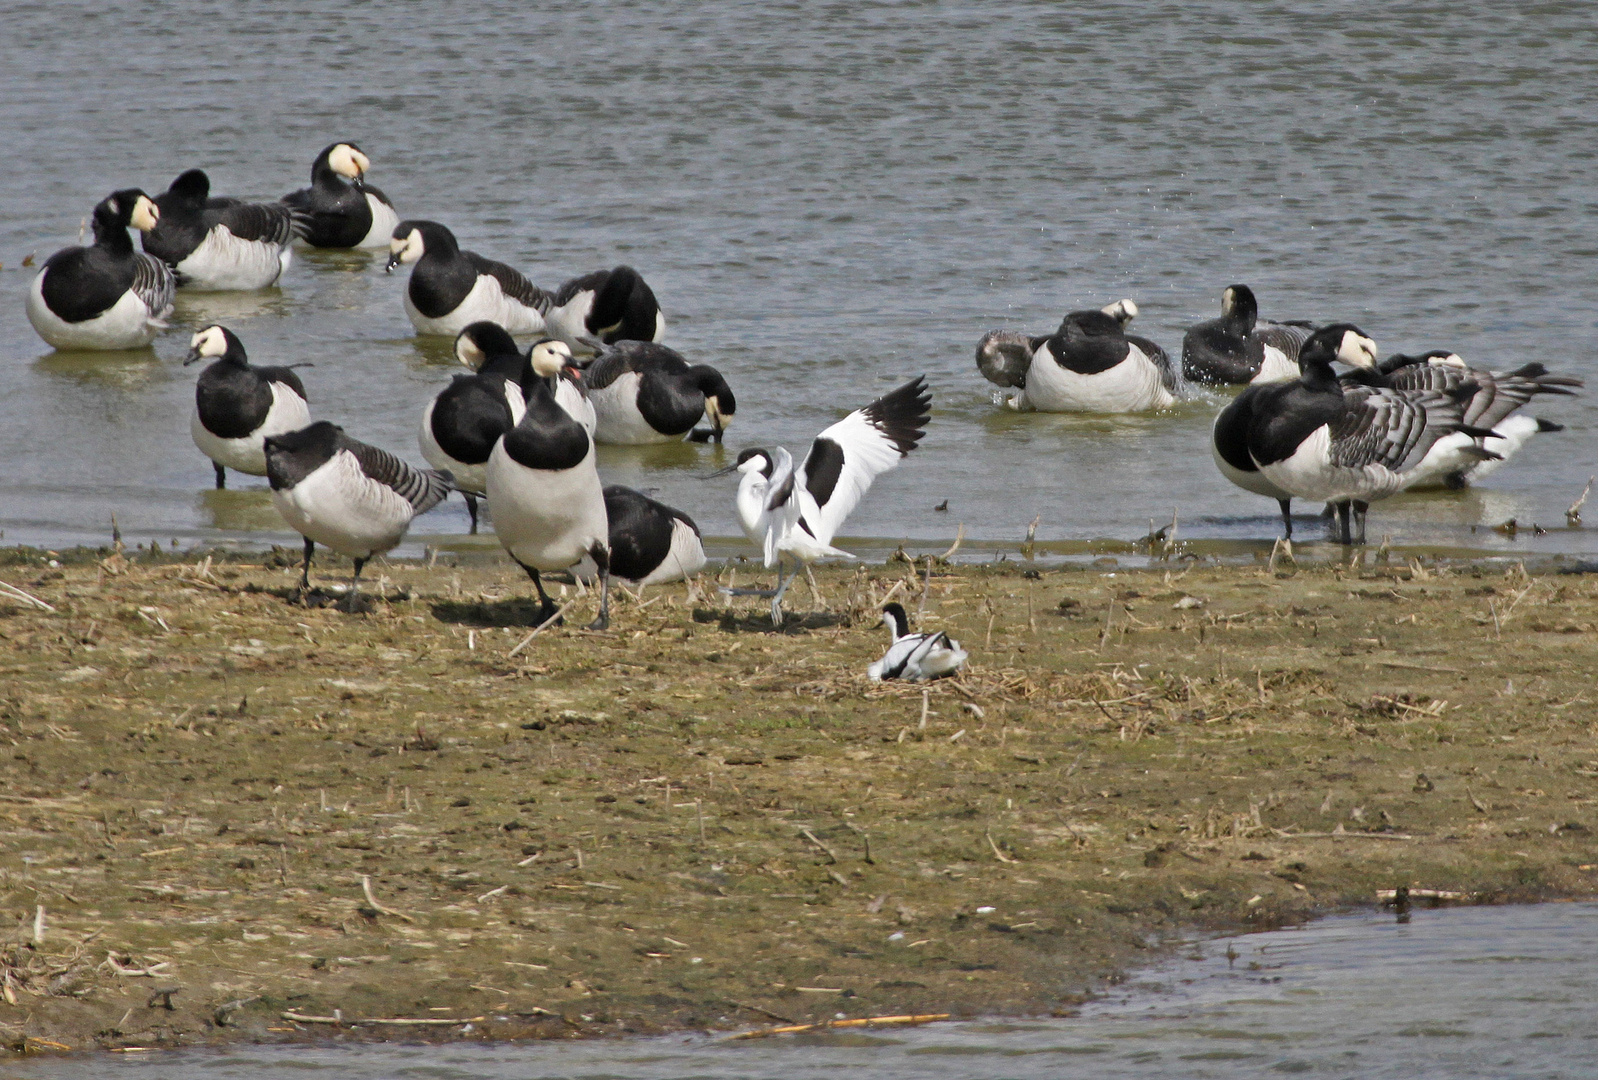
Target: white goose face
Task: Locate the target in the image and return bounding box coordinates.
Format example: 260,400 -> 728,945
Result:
1100,298 -> 1138,327
1336,330 -> 1379,369
1430,352 -> 1467,368
129,195 -> 159,232
529,340 -> 574,378
1220,286 -> 1237,316
388,228 -> 424,265
190,325 -> 228,359
455,332 -> 487,371
705,395 -> 731,432
328,143 -> 369,180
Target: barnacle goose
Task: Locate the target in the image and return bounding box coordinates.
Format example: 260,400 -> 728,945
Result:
281,142 -> 399,249
484,361 -> 612,631
141,169 -> 295,290
384,220 -> 551,337
867,602 -> 968,682
583,341 -> 736,444
187,325 -> 310,489
1182,284 -> 1315,385
603,486 -> 707,586
264,422 -> 452,609
716,376 -> 931,625
1344,351 -> 1582,489
975,299 -> 1173,405
543,265 -> 666,354
1009,307 -> 1179,412
26,189 -> 174,351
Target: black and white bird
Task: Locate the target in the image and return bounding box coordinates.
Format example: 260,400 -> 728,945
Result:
26,189 -> 174,351
583,341 -> 736,444
1220,324 -> 1492,544
1344,351 -> 1582,489
718,375 -> 931,624
990,305 -> 1180,413
975,299 -> 1169,403
1182,284 -> 1315,385
141,169 -> 295,290
603,486 -> 707,586
543,265 -> 666,354
867,602 -> 968,682
485,363 -> 613,630
187,325 -> 311,489
263,422 -> 452,608
281,142 -> 400,249
385,220 -> 551,337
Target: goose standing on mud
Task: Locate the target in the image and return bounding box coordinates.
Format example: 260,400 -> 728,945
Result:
385,220 -> 551,337
188,325 -> 311,489
867,602 -> 968,682
543,265 -> 666,354
583,341 -> 736,444
1344,351 -> 1582,489
1182,284 -> 1314,385
26,189 -> 174,351
281,142 -> 399,249
603,486 -> 706,586
718,375 -> 931,625
485,362 -> 612,631
141,169 -> 295,290
1219,324 -> 1491,544
264,422 -> 452,609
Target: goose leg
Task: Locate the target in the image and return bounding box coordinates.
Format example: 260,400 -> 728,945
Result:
587,545 -> 611,631
298,537 -> 314,594
1335,501 -> 1353,546
464,493 -> 479,535
214,463 -> 227,490
340,556 -> 367,613
1278,498 -> 1293,540
517,560 -> 560,625
770,557 -> 798,627
1353,501 -> 1369,545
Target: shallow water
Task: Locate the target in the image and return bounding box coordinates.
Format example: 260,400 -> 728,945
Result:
13,902 -> 1598,1079
2,1 -> 1596,558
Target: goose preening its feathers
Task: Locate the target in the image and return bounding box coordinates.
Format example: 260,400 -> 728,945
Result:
1183,284 -> 1315,385
141,169 -> 295,290
543,265 -> 665,354
977,300 -> 1180,412
26,189 -> 174,351
386,220 -> 552,337
1214,324 -> 1496,544
603,486 -> 706,586
718,375 -> 931,624
282,142 -> 399,249
582,341 -> 736,444
264,421 -> 452,609
187,325 -> 311,489
868,602 -> 968,682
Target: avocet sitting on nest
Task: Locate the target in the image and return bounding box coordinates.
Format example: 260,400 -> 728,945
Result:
716,375 -> 931,625
867,602 -> 967,682
281,142 -> 399,249
26,189 -> 174,351
264,422 -> 452,610
583,341 -> 736,444
1182,284 -> 1315,385
977,300 -> 1180,412
142,169 -> 295,290
1343,351 -> 1582,489
187,325 -> 310,489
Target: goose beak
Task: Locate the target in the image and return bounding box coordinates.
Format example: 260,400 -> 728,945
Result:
383,252 -> 402,274
182,346 -> 204,366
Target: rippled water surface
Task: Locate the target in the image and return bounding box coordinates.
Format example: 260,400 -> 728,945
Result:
2,1 -> 1596,558
13,903 -> 1598,1079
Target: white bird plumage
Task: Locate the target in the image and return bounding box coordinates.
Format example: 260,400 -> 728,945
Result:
867,602 -> 967,682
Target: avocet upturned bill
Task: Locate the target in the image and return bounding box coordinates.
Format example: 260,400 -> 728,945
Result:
187,325 -> 311,489
716,375 -> 930,625
26,189 -> 174,351
264,421 -> 452,609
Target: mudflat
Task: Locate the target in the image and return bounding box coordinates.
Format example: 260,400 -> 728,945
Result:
1,545 -> 1595,1054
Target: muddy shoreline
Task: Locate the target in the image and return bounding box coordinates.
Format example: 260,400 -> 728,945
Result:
1,544 -> 1596,1055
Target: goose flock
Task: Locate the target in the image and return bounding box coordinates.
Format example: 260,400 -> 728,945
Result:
20,140 -> 1586,676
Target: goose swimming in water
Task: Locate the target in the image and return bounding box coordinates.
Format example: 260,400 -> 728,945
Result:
867,602 -> 968,682
385,220 -> 551,337
543,265 -> 666,354
976,299 -> 1171,404
603,486 -> 707,586
26,189 -> 174,351
264,422 -> 452,609
281,142 -> 400,249
717,376 -> 931,625
582,341 -> 736,444
187,325 -> 311,489
1183,284 -> 1314,385
485,360 -> 613,631
141,169 -> 295,290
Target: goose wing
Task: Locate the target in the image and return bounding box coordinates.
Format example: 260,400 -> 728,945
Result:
131,253 -> 175,318
340,435 -> 452,514
467,253 -> 552,312
583,341 -> 683,389
1256,320 -> 1314,359
975,330 -> 1034,388
211,200 -> 295,246
1129,333 -> 1183,395
792,376 -> 930,547
1329,387 -> 1465,473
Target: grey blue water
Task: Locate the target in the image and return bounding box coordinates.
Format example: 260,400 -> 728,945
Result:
11,902 -> 1598,1079
2,1 -> 1596,560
